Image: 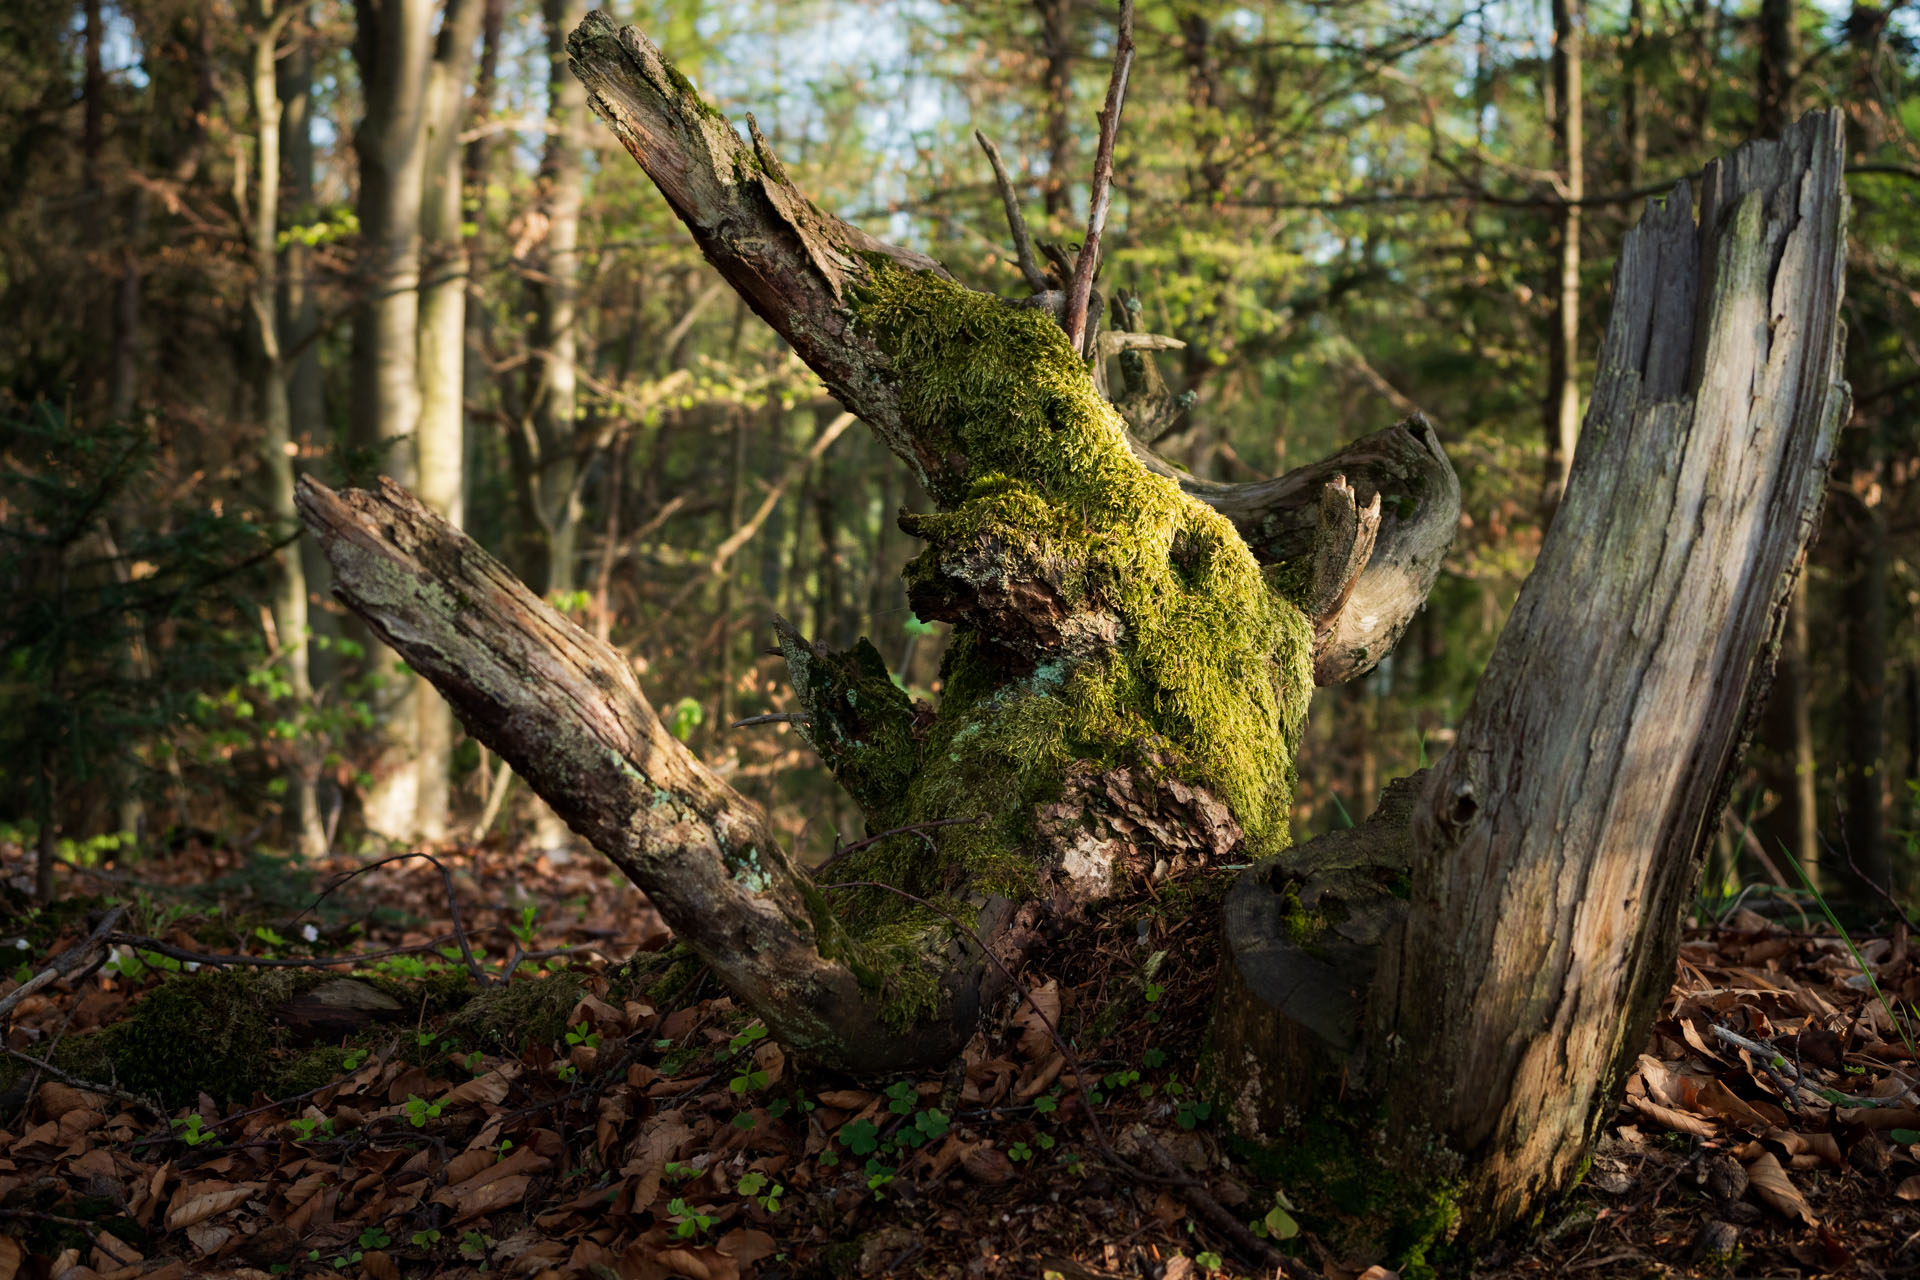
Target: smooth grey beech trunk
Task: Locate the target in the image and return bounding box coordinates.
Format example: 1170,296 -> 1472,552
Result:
300,12 -> 1848,1252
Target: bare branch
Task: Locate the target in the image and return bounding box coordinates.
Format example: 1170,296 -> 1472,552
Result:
974,129 -> 1048,293
1063,0 -> 1135,357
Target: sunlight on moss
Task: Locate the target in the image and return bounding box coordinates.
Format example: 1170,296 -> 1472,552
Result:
811,264 -> 1313,1027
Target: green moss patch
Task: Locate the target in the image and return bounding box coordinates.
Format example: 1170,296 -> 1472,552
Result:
48,969 -> 348,1107
1231,1107 -> 1464,1278
810,265 -> 1312,1027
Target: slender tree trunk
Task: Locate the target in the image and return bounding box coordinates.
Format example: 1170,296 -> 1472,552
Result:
717,410 -> 747,731
1543,0 -> 1583,514
414,0 -> 482,842
525,0 -> 590,854
1756,0 -> 1798,141
1035,0 -> 1074,220
531,0 -> 589,598
280,14 -> 337,705
250,1 -> 326,859
1622,0 -> 1647,187
1690,0 -> 1719,143
351,0 -> 435,839
1758,575 -> 1819,883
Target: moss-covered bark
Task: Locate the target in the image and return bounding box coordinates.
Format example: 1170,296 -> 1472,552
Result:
774,267 -> 1311,1026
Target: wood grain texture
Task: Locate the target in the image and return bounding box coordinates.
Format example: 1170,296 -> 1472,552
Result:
1373,111 -> 1850,1228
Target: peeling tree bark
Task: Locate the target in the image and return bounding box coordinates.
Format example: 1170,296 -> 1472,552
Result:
1216,112 -> 1849,1239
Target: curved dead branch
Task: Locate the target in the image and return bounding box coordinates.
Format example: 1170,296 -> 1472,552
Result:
295,476 -> 985,1071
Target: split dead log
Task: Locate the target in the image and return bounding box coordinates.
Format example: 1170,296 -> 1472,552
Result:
1214,111 -> 1850,1236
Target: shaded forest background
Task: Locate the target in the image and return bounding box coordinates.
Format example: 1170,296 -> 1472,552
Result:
3,0 -> 1917,908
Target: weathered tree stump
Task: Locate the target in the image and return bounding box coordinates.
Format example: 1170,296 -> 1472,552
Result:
1214,111 -> 1850,1238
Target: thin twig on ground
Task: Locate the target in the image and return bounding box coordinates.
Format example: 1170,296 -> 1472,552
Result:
0,1041 -> 161,1115
0,905 -> 125,1024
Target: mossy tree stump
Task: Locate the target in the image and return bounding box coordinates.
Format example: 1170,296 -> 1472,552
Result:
297,11 -> 1847,1258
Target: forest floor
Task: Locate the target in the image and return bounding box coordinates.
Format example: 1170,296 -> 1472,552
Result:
0,836 -> 1915,1280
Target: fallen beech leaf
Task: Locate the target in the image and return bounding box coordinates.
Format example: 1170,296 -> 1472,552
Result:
751,1040 -> 785,1089
439,1148 -> 497,1188
1014,979 -> 1061,1060
441,1063 -> 520,1106
0,1237 -> 20,1280
1745,1150 -> 1817,1226
1627,1095 -> 1717,1138
184,1219 -> 232,1255
597,1091 -> 630,1158
165,1181 -> 258,1231
438,1172 -> 529,1221
619,1112 -> 695,1210
961,1143 -> 1017,1185
37,1082 -> 108,1118
814,1090 -> 875,1110
648,1245 -> 739,1280
442,1144 -> 551,1194
717,1228 -> 777,1267
1896,1174 -> 1920,1201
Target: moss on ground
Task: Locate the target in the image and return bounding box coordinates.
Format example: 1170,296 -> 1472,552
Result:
26,965 -> 602,1107
1231,1105 -> 1465,1279
48,969 -> 339,1107
808,264 -> 1312,1028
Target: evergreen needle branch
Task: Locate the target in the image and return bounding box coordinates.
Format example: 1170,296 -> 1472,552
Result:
1063,0 -> 1135,357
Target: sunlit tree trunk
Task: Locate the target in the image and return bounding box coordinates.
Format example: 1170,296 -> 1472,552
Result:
281,12 -> 338,706
1542,0 -> 1582,514
513,0 -> 592,854
414,0 -> 482,841
351,0 -> 435,839
249,0 -> 326,858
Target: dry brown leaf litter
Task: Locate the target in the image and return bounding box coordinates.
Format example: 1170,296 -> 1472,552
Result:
2,847 -> 1916,1280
